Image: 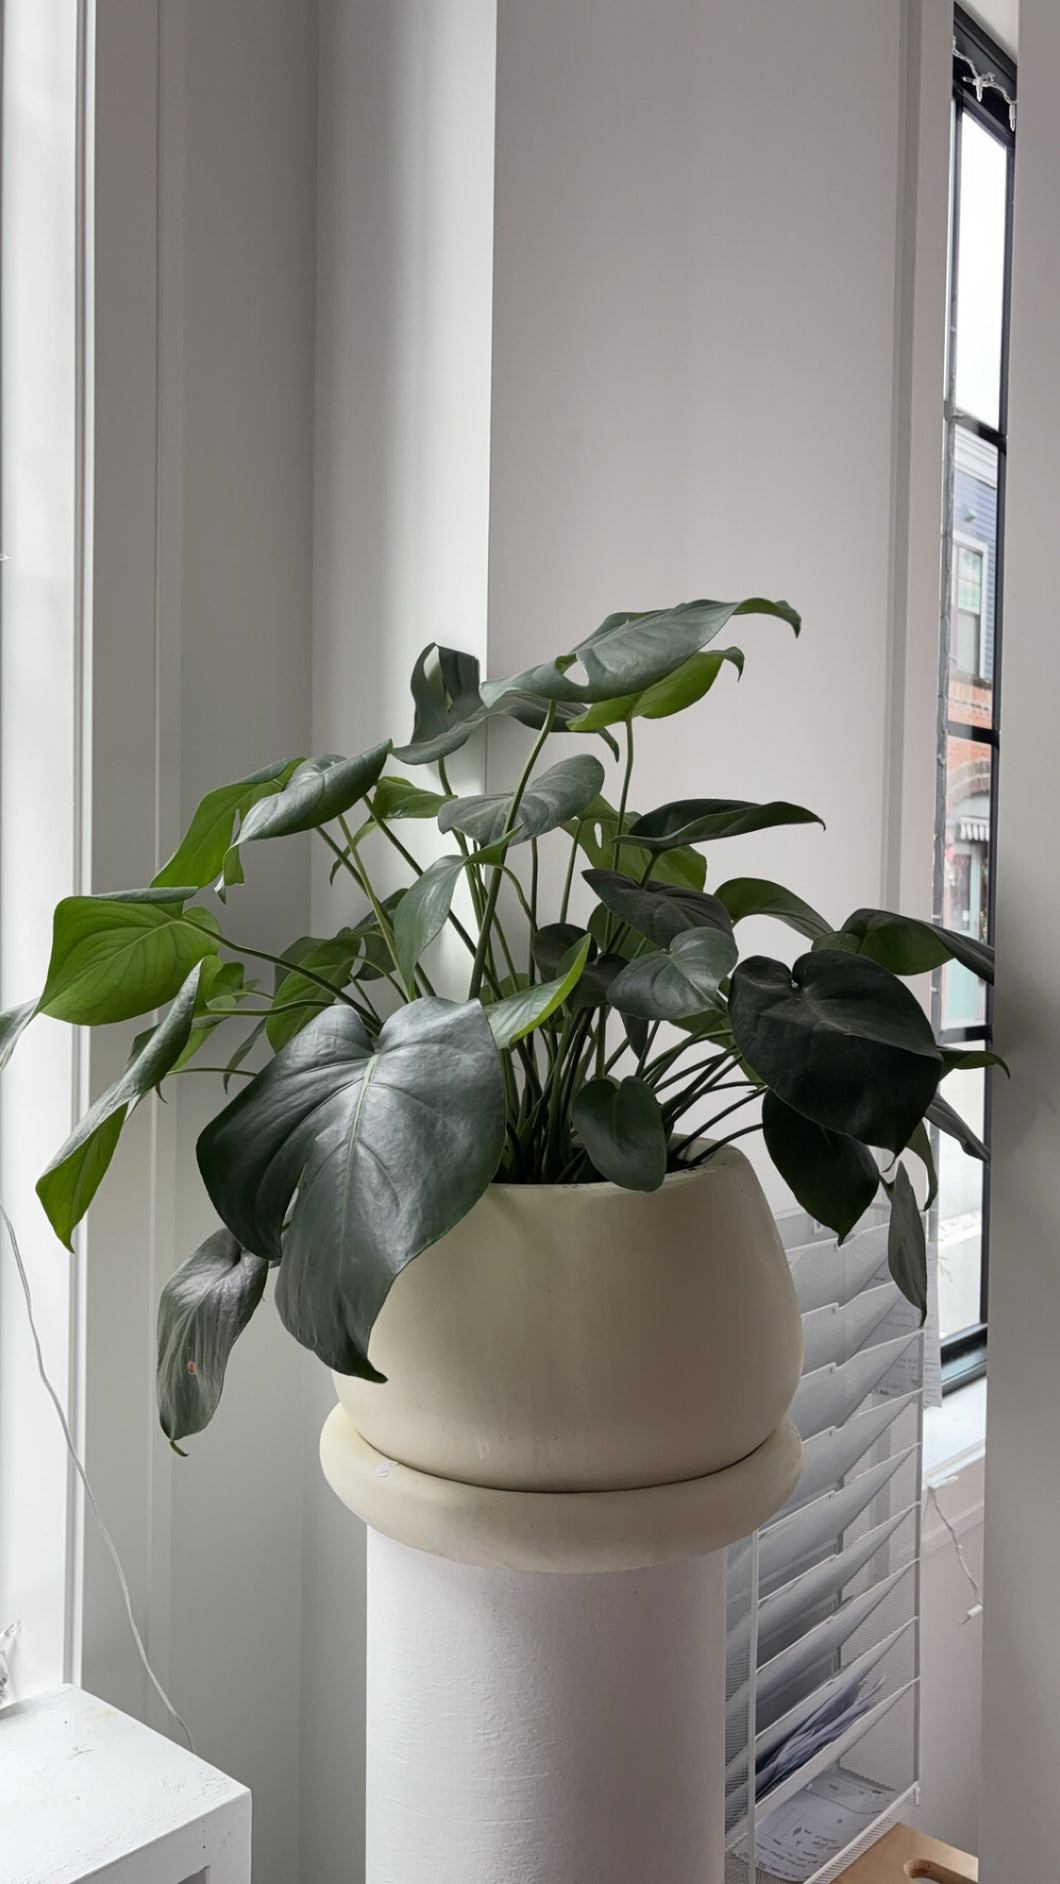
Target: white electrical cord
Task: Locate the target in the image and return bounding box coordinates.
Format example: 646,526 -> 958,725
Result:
926,1476 -> 984,1625
0,1200 -> 195,1750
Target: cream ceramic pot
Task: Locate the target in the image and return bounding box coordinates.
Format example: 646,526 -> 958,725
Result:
334,1144 -> 802,1494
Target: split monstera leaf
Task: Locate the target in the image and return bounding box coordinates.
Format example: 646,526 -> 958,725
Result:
0,594 -> 1001,1445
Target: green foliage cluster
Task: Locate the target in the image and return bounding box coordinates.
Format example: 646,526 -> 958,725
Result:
0,596 -> 1001,1445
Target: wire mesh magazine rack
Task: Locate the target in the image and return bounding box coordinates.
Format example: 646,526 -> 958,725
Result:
725,1205 -> 923,1884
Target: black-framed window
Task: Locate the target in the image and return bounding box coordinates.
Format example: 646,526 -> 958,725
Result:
935,10 -> 1015,1390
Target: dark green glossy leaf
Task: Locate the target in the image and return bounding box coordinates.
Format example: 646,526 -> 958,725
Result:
827,908 -> 994,984
939,1046 -> 1010,1077
198,1000 -> 506,1375
565,795 -> 707,892
153,759 -> 301,890
728,951 -> 941,1153
439,755 -> 606,849
39,894 -> 220,1025
394,643 -> 486,765
762,1091 -> 879,1242
926,1093 -> 989,1162
584,869 -> 735,948
156,1228 -> 269,1445
715,877 -> 832,941
571,647 -> 744,731
485,938 -> 592,1048
0,999 -> 37,1072
393,853 -> 467,989
883,1161 -> 928,1320
904,1120 -> 939,1211
627,797 -> 824,852
532,924 -> 595,978
607,929 -> 738,1020
481,596 -> 798,706
223,744 -> 391,880
572,1076 -> 667,1190
37,963 -> 206,1247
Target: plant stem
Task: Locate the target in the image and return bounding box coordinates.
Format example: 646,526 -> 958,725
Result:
469,703 -> 556,1000
559,827 -> 582,926
611,719 -> 635,867
670,1088 -> 758,1161
184,919 -> 363,1012
680,1122 -> 761,1168
341,815 -> 426,1000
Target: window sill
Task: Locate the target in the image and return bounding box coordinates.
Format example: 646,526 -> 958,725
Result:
923,1374 -> 987,1485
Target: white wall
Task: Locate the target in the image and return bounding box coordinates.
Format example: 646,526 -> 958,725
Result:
979,0 -> 1060,1872
78,9 -> 318,1884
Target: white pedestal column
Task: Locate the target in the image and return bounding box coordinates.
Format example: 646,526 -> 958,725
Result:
322,1406 -> 801,1884
366,1532 -> 727,1884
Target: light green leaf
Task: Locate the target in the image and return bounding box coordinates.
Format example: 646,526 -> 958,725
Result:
564,795 -> 707,892
37,963 -> 207,1247
572,1077 -> 667,1190
39,894 -> 220,1025
571,647 -> 744,731
153,759 -> 301,890
485,938 -> 592,1048
156,1228 -> 269,1445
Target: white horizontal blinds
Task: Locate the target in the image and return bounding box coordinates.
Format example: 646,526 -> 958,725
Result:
724,1208 -> 924,1884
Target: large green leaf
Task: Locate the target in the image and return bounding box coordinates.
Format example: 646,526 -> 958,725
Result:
728,951 -> 941,1153
37,963 -> 207,1247
571,647 -> 745,731
438,754 -> 606,849
883,1161 -> 928,1320
565,795 -> 707,892
393,853 -> 468,988
480,596 -> 799,706
222,744 -> 390,882
370,776 -> 454,823
153,759 -> 301,890
267,934 -> 365,1051
39,893 -> 220,1025
715,877 -> 832,941
0,999 -> 37,1072
485,938 -> 592,1048
627,797 -> 824,852
825,908 -> 995,984
156,1228 -> 269,1446
607,929 -> 738,1020
762,1092 -> 879,1242
198,1000 -> 506,1375
926,1092 -> 989,1161
584,869 -> 735,948
572,1076 -> 667,1190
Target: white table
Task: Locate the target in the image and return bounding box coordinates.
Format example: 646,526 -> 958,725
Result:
0,1686 -> 251,1884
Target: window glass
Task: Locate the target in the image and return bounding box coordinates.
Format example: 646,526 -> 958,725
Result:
954,114 -> 1008,427
936,1067 -> 986,1341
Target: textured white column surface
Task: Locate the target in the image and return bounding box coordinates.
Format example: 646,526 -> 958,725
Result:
365,1530 -> 726,1884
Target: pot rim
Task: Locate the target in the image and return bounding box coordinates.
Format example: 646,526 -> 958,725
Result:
484,1137 -> 749,1198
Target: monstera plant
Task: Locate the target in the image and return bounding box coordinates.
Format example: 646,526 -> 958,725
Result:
0,596 -> 999,1448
